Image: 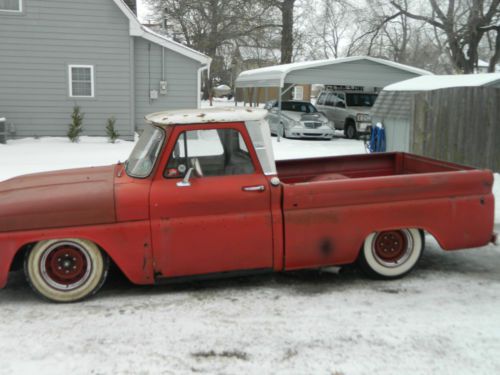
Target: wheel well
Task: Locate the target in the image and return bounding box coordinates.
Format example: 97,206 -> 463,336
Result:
9,239 -> 122,274
10,242 -> 36,272
9,238 -> 131,290
345,118 -> 356,126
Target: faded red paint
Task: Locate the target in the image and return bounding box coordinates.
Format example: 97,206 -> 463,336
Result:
0,166 -> 116,233
0,121 -> 495,290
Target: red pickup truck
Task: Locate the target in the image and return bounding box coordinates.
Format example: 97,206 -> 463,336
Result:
0,108 -> 495,302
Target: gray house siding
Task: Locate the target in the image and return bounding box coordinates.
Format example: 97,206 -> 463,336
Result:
0,0 -> 135,139
134,38 -> 201,129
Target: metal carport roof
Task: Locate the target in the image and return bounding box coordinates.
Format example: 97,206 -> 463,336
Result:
235,56 -> 432,89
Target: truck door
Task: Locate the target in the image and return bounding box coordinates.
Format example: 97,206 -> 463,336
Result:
149,123 -> 274,278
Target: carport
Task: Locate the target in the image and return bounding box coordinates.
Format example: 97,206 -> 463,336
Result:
234,56 -> 432,107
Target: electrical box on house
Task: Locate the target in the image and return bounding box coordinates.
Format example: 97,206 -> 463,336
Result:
150,89 -> 159,100
160,81 -> 168,95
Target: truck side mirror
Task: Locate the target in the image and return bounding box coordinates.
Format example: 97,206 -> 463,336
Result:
176,167 -> 194,187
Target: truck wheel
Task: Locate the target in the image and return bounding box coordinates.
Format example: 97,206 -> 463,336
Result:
358,228 -> 424,279
24,239 -> 109,303
345,122 -> 358,139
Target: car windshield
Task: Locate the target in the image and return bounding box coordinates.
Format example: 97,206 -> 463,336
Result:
282,102 -> 318,113
125,125 -> 165,178
346,93 -> 378,107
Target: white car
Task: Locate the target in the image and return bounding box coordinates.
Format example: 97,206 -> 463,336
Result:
315,91 -> 378,139
265,101 -> 334,140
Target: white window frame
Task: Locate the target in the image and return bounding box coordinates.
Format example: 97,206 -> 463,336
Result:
0,0 -> 23,13
69,65 -> 95,98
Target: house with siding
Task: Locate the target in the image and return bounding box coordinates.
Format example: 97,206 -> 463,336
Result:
0,0 -> 211,140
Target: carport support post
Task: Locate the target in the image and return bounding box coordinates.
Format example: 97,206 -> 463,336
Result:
277,84 -> 297,142
277,87 -> 282,142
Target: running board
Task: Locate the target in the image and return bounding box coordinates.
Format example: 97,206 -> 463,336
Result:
154,268 -> 273,285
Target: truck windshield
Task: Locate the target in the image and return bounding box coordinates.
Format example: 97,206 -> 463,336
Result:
125,125 -> 165,178
346,93 -> 378,107
282,102 -> 318,113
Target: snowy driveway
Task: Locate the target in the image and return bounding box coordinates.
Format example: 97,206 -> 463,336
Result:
0,135 -> 499,374
1,237 -> 499,375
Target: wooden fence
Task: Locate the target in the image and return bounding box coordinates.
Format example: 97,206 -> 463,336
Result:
411,87 -> 500,172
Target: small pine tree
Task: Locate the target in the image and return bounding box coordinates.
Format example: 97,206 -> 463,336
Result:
67,106 -> 84,143
106,116 -> 119,143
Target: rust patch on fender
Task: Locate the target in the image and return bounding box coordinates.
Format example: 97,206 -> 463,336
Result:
320,238 -> 334,256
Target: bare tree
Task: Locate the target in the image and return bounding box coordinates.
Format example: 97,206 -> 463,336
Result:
144,0 -> 280,97
257,0 -> 296,64
389,0 -> 500,73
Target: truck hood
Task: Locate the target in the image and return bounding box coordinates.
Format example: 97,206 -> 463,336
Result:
0,165 -> 116,233
282,111 -> 329,123
347,106 -> 372,115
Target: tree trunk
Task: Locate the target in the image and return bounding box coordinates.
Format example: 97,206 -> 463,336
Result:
489,29 -> 500,72
280,0 -> 295,64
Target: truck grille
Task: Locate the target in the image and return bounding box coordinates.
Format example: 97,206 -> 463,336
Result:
304,122 -> 322,129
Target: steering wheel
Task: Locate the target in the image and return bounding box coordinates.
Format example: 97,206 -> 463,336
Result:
190,157 -> 204,177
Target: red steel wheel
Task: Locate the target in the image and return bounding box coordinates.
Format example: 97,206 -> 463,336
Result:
358,228 -> 424,279
41,242 -> 91,290
373,230 -> 408,264
25,239 -> 109,303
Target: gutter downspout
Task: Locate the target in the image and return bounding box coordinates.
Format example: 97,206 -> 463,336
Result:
161,47 -> 165,81
197,64 -> 210,108
129,37 -> 136,140
277,83 -> 296,142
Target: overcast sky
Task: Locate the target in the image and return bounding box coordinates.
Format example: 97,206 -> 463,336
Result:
136,0 -> 149,22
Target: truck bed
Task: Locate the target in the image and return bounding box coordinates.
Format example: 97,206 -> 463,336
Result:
276,152 -> 471,184
276,152 -> 495,271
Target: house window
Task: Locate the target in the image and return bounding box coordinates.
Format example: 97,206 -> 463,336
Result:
0,0 -> 22,12
69,65 -> 94,98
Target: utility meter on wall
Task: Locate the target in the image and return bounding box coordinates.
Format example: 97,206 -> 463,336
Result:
160,81 -> 168,95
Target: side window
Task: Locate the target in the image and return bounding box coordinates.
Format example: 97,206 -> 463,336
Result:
69,65 -> 94,98
325,93 -> 334,107
335,93 -> 346,108
165,128 -> 255,178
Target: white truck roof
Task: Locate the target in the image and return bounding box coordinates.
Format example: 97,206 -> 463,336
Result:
145,108 -> 268,126
145,107 -> 277,177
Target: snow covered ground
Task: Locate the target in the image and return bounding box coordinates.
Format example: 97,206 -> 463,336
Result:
0,132 -> 499,375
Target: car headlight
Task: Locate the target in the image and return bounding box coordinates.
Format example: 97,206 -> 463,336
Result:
356,113 -> 371,122
286,120 -> 301,129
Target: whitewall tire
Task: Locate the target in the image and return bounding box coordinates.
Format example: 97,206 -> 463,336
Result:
358,228 -> 424,279
24,239 -> 109,303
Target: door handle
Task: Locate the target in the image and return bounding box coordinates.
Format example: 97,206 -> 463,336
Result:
242,185 -> 265,192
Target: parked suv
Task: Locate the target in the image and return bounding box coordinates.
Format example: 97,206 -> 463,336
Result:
315,91 -> 378,139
